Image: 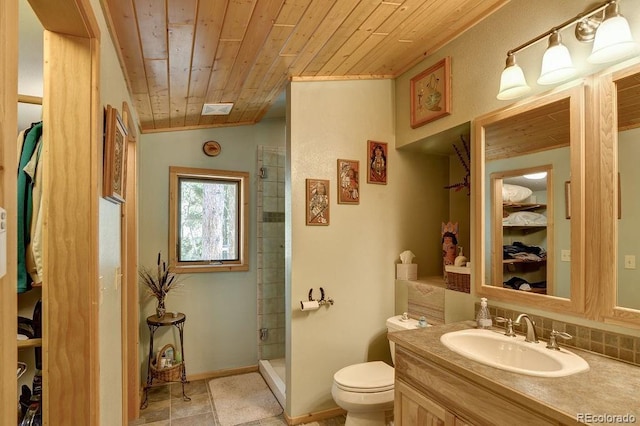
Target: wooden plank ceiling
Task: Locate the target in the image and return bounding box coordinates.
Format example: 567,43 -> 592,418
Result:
617,71 -> 640,131
102,0 -> 509,133
484,98 -> 570,162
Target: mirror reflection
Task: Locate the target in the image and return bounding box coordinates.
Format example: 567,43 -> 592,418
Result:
482,94 -> 574,300
616,70 -> 640,310
491,167 -> 553,295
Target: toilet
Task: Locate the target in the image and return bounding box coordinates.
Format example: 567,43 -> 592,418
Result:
331,314 -> 422,426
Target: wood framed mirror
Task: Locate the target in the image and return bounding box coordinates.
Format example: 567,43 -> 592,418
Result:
473,83 -> 585,314
598,58 -> 640,327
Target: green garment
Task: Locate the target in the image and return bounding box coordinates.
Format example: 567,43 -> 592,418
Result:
17,121 -> 42,293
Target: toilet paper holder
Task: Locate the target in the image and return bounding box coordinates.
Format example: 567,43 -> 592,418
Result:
307,287 -> 334,306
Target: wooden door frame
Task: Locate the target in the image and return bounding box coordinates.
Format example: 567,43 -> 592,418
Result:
121,101 -> 140,421
1,0 -> 101,424
0,0 -> 20,421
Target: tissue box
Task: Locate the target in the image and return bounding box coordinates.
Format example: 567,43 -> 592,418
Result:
396,264 -> 418,280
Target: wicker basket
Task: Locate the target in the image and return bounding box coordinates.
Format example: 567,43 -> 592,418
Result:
150,343 -> 183,382
445,265 -> 471,293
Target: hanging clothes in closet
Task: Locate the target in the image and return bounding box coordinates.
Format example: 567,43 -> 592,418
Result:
17,121 -> 43,293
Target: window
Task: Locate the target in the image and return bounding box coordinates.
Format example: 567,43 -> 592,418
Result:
169,166 -> 249,272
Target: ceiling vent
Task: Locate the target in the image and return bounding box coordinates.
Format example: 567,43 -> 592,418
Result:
201,103 -> 234,115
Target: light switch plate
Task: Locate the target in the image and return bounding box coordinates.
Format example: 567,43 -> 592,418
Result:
561,249 -> 571,262
624,255 -> 636,269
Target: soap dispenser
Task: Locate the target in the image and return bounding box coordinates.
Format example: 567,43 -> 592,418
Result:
476,298 -> 492,329
454,246 -> 468,266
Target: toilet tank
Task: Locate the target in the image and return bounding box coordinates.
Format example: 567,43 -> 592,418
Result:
386,315 -> 421,365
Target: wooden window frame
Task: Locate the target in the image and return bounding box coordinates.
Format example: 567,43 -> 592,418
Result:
169,166 -> 249,273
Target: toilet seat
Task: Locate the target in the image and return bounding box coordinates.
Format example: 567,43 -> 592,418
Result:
333,361 -> 394,393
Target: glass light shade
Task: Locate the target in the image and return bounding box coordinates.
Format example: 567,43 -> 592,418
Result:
588,15 -> 638,64
497,58 -> 531,100
537,34 -> 576,85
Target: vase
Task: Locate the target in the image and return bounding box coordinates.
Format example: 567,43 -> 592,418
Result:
156,299 -> 166,319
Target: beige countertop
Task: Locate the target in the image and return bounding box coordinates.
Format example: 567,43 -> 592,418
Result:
389,321 -> 640,425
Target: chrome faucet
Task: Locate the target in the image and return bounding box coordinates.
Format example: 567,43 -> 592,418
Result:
494,316 -> 517,337
514,313 -> 539,343
546,330 -> 573,350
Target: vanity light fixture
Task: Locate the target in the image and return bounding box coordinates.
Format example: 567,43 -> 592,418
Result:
538,32 -> 577,85
497,54 -> 531,100
497,0 -> 638,100
587,1 -> 638,64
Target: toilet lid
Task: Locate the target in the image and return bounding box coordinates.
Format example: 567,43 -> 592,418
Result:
333,361 -> 394,393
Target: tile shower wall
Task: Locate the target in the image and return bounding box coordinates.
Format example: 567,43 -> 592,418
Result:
257,146 -> 286,360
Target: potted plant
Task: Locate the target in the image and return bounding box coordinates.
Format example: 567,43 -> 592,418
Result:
139,252 -> 181,318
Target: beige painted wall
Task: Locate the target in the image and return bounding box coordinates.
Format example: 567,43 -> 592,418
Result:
618,127 -> 640,309
396,0 -> 640,148
89,0 -> 139,421
286,79 -> 450,417
138,121 -> 285,375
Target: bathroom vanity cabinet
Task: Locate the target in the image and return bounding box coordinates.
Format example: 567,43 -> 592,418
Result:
390,321 -> 640,426
394,347 -> 558,425
395,379 -> 469,426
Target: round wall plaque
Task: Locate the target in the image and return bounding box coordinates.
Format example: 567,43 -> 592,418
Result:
203,140 -> 221,157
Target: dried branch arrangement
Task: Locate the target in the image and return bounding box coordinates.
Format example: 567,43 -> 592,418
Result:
444,135 -> 471,195
139,252 -> 182,302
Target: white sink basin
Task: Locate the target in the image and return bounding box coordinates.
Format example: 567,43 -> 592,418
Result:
440,329 -> 589,377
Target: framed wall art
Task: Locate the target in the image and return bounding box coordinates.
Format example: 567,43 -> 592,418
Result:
103,104 -> 128,204
367,140 -> 387,184
306,179 -> 330,225
410,56 -> 451,128
337,159 -> 360,204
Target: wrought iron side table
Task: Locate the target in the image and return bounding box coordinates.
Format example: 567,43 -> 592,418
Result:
140,312 -> 190,409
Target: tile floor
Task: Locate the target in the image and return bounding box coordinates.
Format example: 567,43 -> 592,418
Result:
130,379 -> 346,426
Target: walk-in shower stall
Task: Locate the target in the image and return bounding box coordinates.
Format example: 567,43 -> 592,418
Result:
256,146 -> 286,407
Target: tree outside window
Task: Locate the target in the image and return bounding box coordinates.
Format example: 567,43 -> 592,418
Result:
169,167 -> 249,272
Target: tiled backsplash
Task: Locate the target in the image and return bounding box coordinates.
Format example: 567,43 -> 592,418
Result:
403,280 -> 640,366
480,304 -> 640,366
